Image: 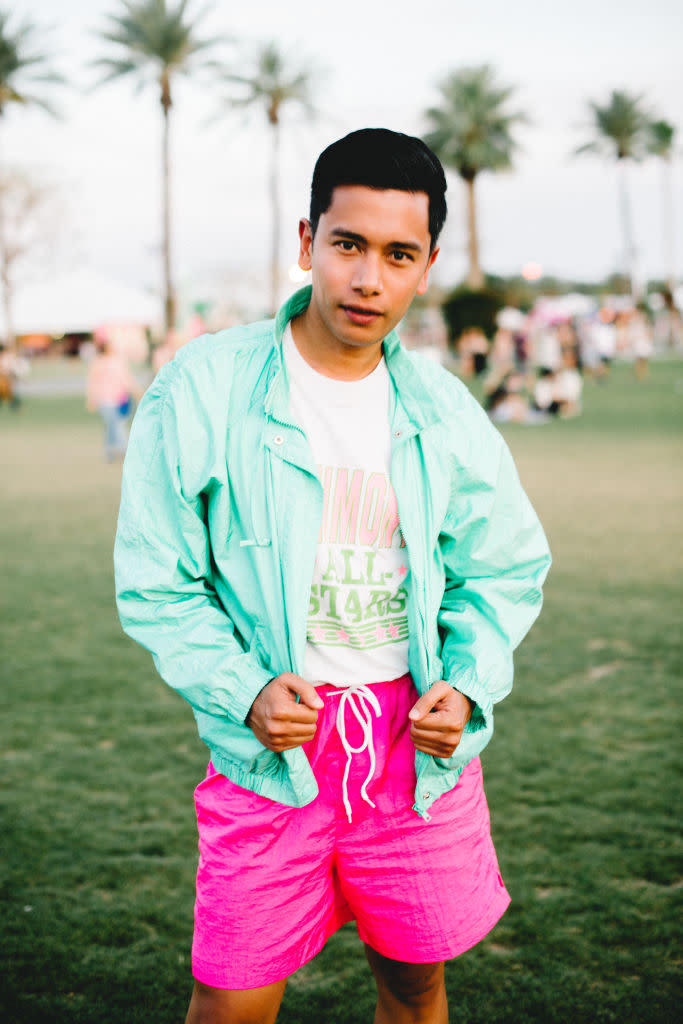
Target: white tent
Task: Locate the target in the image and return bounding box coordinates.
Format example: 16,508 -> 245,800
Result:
1,267 -> 161,338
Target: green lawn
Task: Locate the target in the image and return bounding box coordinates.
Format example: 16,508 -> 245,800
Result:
1,361 -> 682,1023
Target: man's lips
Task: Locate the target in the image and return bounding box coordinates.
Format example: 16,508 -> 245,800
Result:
341,305 -> 383,325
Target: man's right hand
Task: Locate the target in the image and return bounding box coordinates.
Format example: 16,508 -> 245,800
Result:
246,673 -> 324,752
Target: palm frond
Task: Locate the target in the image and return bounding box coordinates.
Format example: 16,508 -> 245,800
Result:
424,64 -> 526,180
0,10 -> 65,117
647,118 -> 676,159
92,0 -> 219,92
578,90 -> 651,162
218,40 -> 318,125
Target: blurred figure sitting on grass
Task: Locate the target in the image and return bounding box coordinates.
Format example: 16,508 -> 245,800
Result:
533,349 -> 583,419
456,325 -> 489,377
485,371 -> 534,423
485,344 -> 583,424
86,339 -> 137,461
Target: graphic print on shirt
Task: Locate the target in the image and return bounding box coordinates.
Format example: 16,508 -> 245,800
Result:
308,464 -> 409,651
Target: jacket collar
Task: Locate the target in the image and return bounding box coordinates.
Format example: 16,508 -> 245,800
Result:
266,285 -> 440,432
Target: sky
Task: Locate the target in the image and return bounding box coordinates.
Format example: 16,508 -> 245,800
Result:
3,0 -> 683,314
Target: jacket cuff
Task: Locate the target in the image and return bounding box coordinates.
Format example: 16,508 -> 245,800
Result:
447,666 -> 492,734
223,654 -> 274,725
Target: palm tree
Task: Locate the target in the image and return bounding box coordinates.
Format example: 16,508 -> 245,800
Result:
424,65 -> 527,290
94,0 -> 218,335
0,8 -> 63,119
647,119 -> 676,291
576,90 -> 651,298
223,43 -> 316,314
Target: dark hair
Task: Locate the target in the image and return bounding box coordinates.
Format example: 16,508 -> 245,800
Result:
309,128 -> 447,252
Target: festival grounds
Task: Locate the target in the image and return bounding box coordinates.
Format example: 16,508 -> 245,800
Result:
1,359 -> 681,1023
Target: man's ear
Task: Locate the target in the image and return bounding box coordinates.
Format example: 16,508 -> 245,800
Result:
298,219 -> 313,271
416,247 -> 439,296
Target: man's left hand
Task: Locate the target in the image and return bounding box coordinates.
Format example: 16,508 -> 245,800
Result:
408,681 -> 473,758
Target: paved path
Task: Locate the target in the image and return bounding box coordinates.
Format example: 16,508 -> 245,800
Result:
17,372 -> 151,398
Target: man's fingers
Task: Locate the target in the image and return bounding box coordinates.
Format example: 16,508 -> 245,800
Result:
409,684 -> 473,758
410,720 -> 463,757
247,674 -> 324,752
282,674 -> 324,710
410,708 -> 457,733
263,725 -> 318,751
280,702 -> 321,725
408,681 -> 452,722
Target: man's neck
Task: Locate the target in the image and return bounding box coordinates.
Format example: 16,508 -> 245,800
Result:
290,308 -> 384,381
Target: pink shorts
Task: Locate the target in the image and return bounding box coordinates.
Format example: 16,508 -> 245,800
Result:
192,674 -> 510,989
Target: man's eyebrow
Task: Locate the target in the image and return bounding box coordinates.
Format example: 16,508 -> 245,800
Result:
329,228 -> 423,252
387,239 -> 423,252
329,228 -> 368,245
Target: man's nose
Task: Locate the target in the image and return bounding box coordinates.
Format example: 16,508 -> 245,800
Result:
351,254 -> 383,295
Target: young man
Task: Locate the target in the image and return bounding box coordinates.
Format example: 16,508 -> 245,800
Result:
115,128 -> 551,1024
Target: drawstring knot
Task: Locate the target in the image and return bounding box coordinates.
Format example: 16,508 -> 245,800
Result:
328,683 -> 382,823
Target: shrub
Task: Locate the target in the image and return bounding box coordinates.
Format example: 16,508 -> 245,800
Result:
442,284 -> 505,347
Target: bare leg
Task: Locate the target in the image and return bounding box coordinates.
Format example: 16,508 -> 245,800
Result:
184,977 -> 287,1024
365,945 -> 448,1024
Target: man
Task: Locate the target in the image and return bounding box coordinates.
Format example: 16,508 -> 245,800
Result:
115,128 -> 551,1024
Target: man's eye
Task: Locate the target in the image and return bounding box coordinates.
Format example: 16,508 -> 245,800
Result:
391,250 -> 413,262
336,240 -> 357,252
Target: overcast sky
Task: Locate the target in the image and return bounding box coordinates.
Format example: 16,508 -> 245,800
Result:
3,0 -> 683,309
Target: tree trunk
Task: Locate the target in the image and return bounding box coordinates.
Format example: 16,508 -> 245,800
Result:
161,85 -> 176,336
269,117 -> 281,316
617,158 -> 638,300
661,158 -> 675,293
0,200 -> 15,350
0,261 -> 15,352
464,175 -> 484,290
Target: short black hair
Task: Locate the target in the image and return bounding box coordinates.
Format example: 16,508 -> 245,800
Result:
309,128 -> 447,253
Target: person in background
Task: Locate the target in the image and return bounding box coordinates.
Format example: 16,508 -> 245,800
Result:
0,344 -> 29,408
628,308 -> 654,379
86,339 -> 137,461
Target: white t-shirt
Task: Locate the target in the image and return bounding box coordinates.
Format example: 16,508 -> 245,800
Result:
283,325 -> 410,687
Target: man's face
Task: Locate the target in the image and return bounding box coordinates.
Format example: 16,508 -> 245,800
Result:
297,185 -> 438,356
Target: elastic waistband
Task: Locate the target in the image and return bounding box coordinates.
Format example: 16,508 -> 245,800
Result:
315,672 -> 412,693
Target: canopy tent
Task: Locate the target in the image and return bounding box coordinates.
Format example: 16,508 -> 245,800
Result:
1,267 -> 161,339
531,293 -> 597,325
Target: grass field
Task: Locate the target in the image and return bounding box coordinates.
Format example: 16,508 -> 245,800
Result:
1,360 -> 682,1023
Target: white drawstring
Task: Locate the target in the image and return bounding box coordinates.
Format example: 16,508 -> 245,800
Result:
327,684 -> 383,823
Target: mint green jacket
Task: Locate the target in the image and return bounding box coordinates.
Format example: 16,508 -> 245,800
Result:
115,287 -> 551,819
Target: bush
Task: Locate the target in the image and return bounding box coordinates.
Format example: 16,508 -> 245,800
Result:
441,284 -> 505,347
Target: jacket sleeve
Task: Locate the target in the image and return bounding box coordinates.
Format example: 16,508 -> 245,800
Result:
114,364 -> 273,724
437,395 -> 551,762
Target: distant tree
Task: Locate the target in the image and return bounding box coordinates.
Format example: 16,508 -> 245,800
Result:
647,119 -> 676,291
0,9 -> 64,119
442,282 -> 505,349
94,0 -> 219,336
424,65 -> 527,291
0,170 -> 60,349
223,42 -> 316,314
576,90 -> 651,298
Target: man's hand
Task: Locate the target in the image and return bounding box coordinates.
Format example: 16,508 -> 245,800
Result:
246,673 -> 324,752
408,681 -> 473,758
